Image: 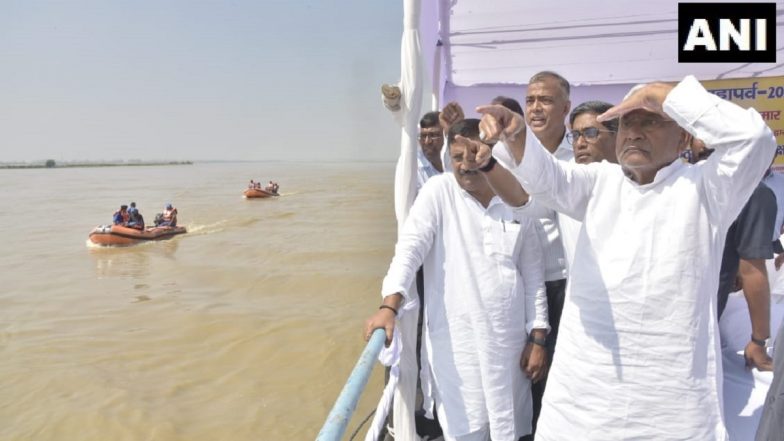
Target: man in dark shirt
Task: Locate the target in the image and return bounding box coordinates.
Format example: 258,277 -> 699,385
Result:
718,183 -> 776,371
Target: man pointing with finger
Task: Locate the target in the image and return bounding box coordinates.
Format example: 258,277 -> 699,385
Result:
364,119 -> 550,441
467,76 -> 776,440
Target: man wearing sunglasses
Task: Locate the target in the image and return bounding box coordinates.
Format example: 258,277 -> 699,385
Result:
462,75 -> 775,440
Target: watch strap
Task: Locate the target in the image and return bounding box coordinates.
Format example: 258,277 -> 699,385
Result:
528,334 -> 547,347
478,156 -> 497,173
751,335 -> 768,347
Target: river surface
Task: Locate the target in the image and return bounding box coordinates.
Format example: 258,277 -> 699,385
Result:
0,162 -> 397,440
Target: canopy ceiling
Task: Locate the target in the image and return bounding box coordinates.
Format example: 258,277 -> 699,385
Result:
429,0 -> 784,87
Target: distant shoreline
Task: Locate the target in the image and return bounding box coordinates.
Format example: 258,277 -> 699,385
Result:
0,161 -> 193,169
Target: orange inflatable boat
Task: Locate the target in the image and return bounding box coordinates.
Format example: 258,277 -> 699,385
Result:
88,224 -> 187,246
243,188 -> 278,198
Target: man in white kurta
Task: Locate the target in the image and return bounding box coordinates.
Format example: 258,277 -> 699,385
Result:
469,76 -> 776,440
365,119 -> 549,441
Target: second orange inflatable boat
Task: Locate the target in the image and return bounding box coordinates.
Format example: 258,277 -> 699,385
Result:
243,188 -> 278,198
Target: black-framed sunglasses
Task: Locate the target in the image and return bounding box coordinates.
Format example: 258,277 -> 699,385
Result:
566,127 -> 615,144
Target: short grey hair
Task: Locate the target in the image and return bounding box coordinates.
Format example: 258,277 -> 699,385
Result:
529,71 -> 571,98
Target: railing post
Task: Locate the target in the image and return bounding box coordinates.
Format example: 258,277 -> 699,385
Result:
316,328 -> 386,441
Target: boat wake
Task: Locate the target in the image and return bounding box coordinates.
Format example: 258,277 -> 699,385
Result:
186,220 -> 232,235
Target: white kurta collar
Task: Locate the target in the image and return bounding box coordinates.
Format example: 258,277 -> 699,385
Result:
622,159 -> 688,189
450,173 -> 504,211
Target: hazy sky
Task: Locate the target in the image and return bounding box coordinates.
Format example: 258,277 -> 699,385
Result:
0,1 -> 403,162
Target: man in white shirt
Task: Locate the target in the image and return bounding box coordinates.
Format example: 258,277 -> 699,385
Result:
520,71 -> 573,433
364,119 -> 550,441
466,75 -> 776,440
416,111 -> 445,192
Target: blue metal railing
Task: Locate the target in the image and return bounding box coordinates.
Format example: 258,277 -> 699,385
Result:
316,328 -> 386,441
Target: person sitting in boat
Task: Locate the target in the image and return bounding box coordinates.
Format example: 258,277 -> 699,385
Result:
248,179 -> 255,189
112,205 -> 129,226
155,203 -> 178,227
265,181 -> 279,194
127,204 -> 145,230
254,181 -> 262,190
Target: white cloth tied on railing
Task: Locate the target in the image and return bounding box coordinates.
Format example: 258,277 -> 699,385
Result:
364,298 -> 420,441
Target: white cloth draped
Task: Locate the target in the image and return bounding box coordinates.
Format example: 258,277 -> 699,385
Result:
388,1 -> 424,440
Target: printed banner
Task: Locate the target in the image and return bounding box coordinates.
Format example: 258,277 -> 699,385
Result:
701,76 -> 784,171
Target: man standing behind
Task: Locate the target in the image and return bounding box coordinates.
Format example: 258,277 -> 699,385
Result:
471,75 -> 775,440
717,182 -> 776,371
416,111 -> 444,192
688,141 -> 776,371
521,71 -> 572,431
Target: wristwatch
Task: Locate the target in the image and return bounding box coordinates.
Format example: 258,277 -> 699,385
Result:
478,156 -> 497,173
751,335 -> 770,347
528,334 -> 547,348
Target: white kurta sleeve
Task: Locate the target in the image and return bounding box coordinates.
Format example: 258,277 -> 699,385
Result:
519,219 -> 549,333
664,75 -> 777,225
381,178 -> 441,302
494,140 -> 559,220
510,197 -> 557,221
512,131 -> 599,221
